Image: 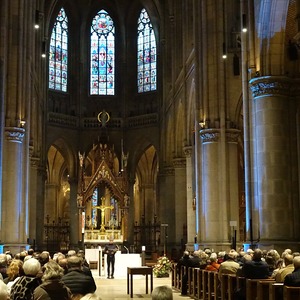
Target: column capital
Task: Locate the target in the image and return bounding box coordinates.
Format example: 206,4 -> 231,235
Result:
159,165 -> 175,176
173,157 -> 186,168
5,127 -> 25,143
199,128 -> 220,143
226,129 -> 241,143
183,145 -> 193,157
249,76 -> 300,98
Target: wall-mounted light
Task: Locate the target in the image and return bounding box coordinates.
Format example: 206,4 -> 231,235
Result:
222,42 -> 227,59
199,121 -> 205,128
41,41 -> 46,58
35,10 -> 42,29
242,14 -> 247,32
20,120 -> 26,128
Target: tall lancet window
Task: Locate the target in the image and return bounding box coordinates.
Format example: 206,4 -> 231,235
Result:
90,10 -> 115,95
137,8 -> 157,93
49,8 -> 68,92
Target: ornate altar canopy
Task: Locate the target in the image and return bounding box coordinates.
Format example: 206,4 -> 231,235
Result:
78,141 -> 129,244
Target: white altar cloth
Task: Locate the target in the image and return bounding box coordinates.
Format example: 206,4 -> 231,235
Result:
104,252 -> 142,278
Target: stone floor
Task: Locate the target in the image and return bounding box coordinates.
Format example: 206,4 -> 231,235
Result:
92,271 -> 189,299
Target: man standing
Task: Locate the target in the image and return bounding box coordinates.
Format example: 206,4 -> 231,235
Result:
104,237 -> 119,279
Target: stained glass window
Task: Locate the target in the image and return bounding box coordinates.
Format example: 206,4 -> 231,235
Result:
137,9 -> 157,93
90,10 -> 115,95
49,8 -> 68,92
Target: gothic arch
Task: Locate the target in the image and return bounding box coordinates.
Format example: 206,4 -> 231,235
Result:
134,144 -> 158,223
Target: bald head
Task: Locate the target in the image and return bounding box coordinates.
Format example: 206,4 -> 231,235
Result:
293,256 -> 300,269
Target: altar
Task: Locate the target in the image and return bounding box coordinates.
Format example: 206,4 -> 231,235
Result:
85,248 -> 142,278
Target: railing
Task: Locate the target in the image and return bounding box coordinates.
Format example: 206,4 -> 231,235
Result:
44,216 -> 70,253
47,112 -> 158,129
171,263 -> 300,300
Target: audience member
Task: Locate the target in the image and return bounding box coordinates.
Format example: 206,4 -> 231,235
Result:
10,257 -> 41,300
61,255 -> 96,298
39,251 -> 50,267
205,253 -> 220,272
271,258 -> 284,278
33,260 -> 72,300
176,251 -> 190,277
0,281 -> 9,300
242,248 -> 269,279
0,254 -> 8,280
275,254 -> 294,283
181,251 -> 202,295
284,255 -> 300,286
218,250 -> 240,280
3,259 -> 24,293
176,251 -> 190,296
152,285 -> 173,300
217,251 -> 226,264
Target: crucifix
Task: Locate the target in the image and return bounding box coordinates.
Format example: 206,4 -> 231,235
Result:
92,196 -> 114,232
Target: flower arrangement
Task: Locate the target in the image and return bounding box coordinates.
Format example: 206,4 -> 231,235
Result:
153,255 -> 172,277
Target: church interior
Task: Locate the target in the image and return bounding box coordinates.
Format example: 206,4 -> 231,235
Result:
1,0 -> 300,258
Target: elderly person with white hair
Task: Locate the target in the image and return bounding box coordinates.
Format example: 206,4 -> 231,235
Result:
10,257 -> 41,300
205,252 -> 220,272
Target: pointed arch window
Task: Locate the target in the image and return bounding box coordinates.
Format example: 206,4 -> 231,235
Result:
137,8 -> 157,93
49,8 -> 68,92
90,10 -> 115,95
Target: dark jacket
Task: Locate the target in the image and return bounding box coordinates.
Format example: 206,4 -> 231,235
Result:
61,269 -> 96,297
284,268 -> 300,287
33,279 -> 72,300
242,259 -> 270,279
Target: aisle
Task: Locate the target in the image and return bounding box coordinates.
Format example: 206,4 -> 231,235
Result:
92,272 -> 188,299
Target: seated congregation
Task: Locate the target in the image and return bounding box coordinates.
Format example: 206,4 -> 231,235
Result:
0,249 -> 100,300
172,247 -> 300,300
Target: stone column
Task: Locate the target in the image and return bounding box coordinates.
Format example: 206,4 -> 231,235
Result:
199,128 -> 241,249
157,167 -> 175,248
45,183 -> 58,218
249,76 -> 300,249
68,178 -> 79,249
199,129 -> 228,245
173,158 -> 187,246
0,59 -> 4,235
143,183 -> 155,223
2,127 -> 27,252
183,146 -> 196,245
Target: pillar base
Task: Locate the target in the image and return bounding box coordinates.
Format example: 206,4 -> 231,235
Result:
255,240 -> 300,254
2,243 -> 30,255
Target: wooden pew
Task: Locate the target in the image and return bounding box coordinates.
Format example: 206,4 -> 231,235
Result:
195,268 -> 203,300
246,278 -> 274,300
220,274 -> 237,300
270,283 -> 283,300
202,270 -> 220,300
188,267 -> 194,296
283,286 -> 300,300
191,268 -> 200,298
202,270 -> 209,300
257,279 -> 275,300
